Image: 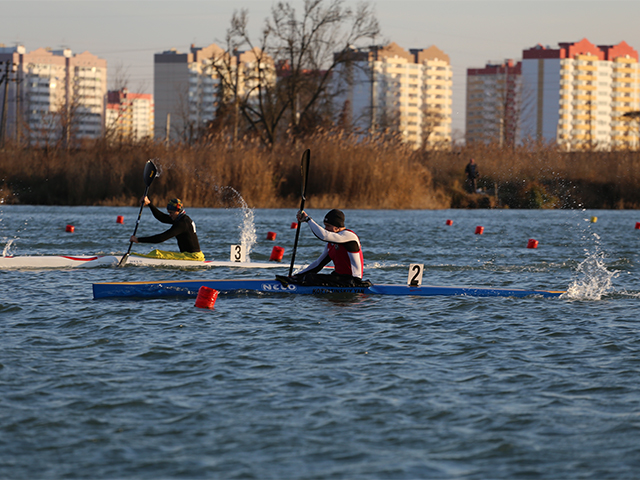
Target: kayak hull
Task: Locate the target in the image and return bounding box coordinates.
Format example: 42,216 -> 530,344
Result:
92,278 -> 566,299
0,255 -> 292,270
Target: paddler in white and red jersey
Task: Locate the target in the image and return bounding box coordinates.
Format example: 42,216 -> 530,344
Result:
288,209 -> 370,287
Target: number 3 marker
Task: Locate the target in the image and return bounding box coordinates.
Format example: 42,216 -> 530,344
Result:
230,245 -> 246,263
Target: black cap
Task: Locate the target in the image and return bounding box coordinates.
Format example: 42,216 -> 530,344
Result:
323,209 -> 345,228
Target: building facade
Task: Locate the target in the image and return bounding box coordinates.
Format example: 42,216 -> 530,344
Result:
106,88 -> 154,142
335,42 -> 453,149
0,44 -> 107,146
520,39 -> 640,150
154,43 -> 274,142
466,60 -> 522,146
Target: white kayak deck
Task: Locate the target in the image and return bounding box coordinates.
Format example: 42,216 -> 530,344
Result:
0,254 -> 292,269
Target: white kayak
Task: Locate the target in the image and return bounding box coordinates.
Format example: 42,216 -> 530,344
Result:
0,254 -> 294,270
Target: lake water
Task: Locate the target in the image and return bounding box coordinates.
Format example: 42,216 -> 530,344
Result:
1,205 -> 640,479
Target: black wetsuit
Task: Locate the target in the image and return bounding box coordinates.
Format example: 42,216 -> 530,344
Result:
137,203 -> 201,253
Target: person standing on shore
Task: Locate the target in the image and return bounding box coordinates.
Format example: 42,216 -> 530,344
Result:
465,158 -> 479,193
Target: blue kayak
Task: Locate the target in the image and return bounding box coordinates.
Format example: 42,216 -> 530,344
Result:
92,278 -> 566,299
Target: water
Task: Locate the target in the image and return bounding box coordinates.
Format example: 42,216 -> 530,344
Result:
1,206 -> 640,479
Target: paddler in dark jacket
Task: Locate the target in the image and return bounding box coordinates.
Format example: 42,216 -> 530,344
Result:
130,197 -> 204,261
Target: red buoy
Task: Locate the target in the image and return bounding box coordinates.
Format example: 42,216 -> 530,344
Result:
195,286 -> 218,309
65,225 -> 75,233
266,231 -> 277,240
445,219 -> 453,226
636,222 -> 640,230
527,238 -> 539,249
116,215 -> 124,224
291,222 -> 298,229
475,226 -> 484,235
270,246 -> 285,261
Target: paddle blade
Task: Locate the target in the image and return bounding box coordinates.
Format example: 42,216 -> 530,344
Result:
143,160 -> 158,187
118,254 -> 129,267
300,149 -> 310,201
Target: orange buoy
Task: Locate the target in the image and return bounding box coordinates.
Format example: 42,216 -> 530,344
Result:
291,222 -> 298,229
266,231 -> 277,241
636,222 -> 640,230
270,246 -> 285,261
65,225 -> 75,233
475,226 -> 484,235
116,215 -> 124,224
445,219 -> 453,226
195,286 -> 218,309
527,238 -> 539,249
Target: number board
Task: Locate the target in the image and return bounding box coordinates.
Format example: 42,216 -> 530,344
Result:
407,264 -> 424,286
230,244 -> 246,263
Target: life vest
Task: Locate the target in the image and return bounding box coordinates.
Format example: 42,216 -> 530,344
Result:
327,229 -> 363,277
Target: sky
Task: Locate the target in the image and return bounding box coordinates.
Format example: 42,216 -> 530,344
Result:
3,0 -> 640,137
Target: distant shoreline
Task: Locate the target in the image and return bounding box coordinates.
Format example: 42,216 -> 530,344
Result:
1,136 -> 639,210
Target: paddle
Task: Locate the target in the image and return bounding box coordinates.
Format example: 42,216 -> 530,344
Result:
118,160 -> 158,267
289,149 -> 311,276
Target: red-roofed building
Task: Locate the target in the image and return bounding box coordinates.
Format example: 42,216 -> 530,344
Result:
467,39 -> 640,151
106,88 -> 154,142
520,39 -> 639,150
466,59 -> 522,146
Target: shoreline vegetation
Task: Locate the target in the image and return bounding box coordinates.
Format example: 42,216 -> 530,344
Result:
1,133 -> 639,210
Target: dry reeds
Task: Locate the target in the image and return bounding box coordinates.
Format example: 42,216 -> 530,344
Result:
1,135 -> 640,209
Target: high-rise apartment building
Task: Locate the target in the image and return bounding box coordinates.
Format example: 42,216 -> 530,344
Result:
106,88 -> 154,142
466,60 -> 522,146
0,44 -> 107,146
520,39 -> 639,150
335,42 -> 453,149
154,43 -> 274,142
467,39 -> 640,151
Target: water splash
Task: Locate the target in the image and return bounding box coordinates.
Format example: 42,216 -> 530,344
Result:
2,238 -> 15,257
216,186 -> 256,258
238,204 -> 257,258
564,247 -> 618,300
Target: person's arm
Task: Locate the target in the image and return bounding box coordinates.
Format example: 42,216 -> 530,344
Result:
137,221 -> 188,244
148,202 -> 173,224
296,244 -> 332,275
307,219 -> 360,253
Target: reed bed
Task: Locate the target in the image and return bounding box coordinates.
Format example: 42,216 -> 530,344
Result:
1,135 -> 639,209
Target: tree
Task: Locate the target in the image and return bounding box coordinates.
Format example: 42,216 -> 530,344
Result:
218,0 -> 380,146
420,105 -> 445,150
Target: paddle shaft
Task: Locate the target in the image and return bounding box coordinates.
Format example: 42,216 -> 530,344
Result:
288,149 -> 310,276
123,184 -> 150,258
288,196 -> 305,276
119,160 -> 157,267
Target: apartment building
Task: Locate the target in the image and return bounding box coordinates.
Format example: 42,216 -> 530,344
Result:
106,88 -> 154,142
520,39 -> 640,150
154,43 -> 274,142
466,60 -> 522,146
334,42 -> 453,149
0,44 -> 107,146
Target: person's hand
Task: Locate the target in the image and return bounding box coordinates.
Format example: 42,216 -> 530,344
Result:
297,210 -> 310,223
130,235 -> 139,243
140,196 -> 151,206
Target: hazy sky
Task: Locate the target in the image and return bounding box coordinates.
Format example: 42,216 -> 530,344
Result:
3,0 -> 640,135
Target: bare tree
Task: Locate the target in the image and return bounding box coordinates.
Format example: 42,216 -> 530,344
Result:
420,105 -> 444,150
218,0 -> 379,146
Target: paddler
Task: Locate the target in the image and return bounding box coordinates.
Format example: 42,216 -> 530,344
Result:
129,197 -> 204,261
281,209 -> 370,287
